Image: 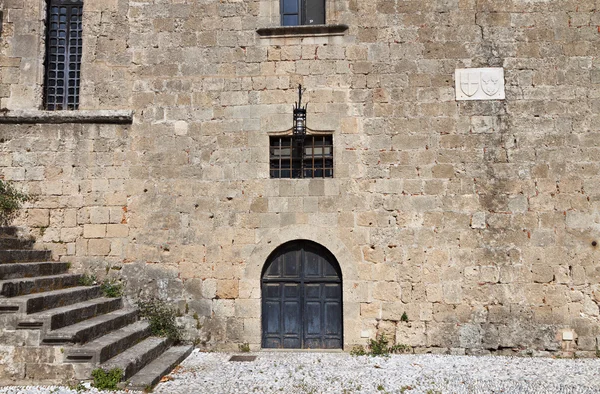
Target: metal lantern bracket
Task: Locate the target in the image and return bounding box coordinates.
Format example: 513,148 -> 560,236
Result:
293,84 -> 307,140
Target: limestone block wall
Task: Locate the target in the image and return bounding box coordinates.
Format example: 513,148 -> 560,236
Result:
1,0 -> 600,355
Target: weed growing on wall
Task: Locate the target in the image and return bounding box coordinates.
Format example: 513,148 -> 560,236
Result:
238,342 -> 251,352
78,274 -> 123,298
137,298 -> 182,342
100,279 -> 123,298
350,333 -> 412,357
78,274 -> 97,286
0,180 -> 29,225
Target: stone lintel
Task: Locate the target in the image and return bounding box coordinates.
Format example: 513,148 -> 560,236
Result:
256,24 -> 349,38
0,110 -> 134,124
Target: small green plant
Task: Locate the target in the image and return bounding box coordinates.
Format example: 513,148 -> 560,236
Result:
0,180 -> 30,225
238,342 -> 251,352
401,312 -> 409,322
91,367 -> 123,390
369,333 -> 390,356
78,274 -> 97,286
350,345 -> 367,356
137,298 -> 183,342
350,334 -> 412,357
377,384 -> 385,391
100,279 -> 124,298
389,343 -> 412,354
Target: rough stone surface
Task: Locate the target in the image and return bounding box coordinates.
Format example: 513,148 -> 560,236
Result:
1,0 -> 600,356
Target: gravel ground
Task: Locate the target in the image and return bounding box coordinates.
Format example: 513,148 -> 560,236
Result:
2,351 -> 600,394
155,351 -> 600,394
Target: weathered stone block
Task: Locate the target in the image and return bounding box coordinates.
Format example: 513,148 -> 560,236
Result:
87,239 -> 111,256
216,280 -> 239,299
83,224 -> 106,239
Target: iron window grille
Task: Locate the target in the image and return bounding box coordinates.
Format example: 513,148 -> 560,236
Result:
270,135 -> 333,179
44,0 -> 83,110
281,0 -> 325,26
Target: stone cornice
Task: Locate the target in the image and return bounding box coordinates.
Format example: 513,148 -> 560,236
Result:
256,24 -> 349,38
0,110 -> 134,124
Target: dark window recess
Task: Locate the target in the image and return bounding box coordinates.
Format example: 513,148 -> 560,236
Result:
44,0 -> 83,111
281,0 -> 325,26
270,135 -> 333,179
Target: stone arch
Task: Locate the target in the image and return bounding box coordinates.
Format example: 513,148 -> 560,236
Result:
244,226 -> 358,283
242,226 -> 360,349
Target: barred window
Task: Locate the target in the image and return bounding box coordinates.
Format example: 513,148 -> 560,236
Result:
270,135 -> 333,179
44,0 -> 83,110
281,0 -> 325,26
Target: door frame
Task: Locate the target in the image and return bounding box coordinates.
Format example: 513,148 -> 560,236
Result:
260,240 -> 343,349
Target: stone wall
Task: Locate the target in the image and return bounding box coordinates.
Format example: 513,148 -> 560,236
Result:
1,0 -> 600,355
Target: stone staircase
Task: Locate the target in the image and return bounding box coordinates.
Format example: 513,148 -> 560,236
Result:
0,227 -> 192,390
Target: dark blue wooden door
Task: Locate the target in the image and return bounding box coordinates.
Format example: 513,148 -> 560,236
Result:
262,241 -> 343,349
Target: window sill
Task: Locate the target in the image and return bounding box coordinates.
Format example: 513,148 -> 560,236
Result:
0,110 -> 134,124
256,24 -> 348,38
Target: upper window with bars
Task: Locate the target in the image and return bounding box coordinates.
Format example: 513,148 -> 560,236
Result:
44,0 -> 83,110
281,0 -> 325,26
270,135 -> 333,179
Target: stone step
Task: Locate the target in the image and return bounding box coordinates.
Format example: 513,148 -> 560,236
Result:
0,285 -> 102,314
0,262 -> 70,280
125,345 -> 194,391
0,237 -> 35,250
0,274 -> 82,297
0,250 -> 52,264
17,297 -> 123,331
0,286 -> 102,314
0,227 -> 19,237
100,336 -> 172,380
64,320 -> 151,364
42,308 -> 138,345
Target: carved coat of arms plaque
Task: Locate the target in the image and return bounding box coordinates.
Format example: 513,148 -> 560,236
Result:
455,68 -> 505,101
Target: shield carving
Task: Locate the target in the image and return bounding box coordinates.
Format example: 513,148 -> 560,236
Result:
460,70 -> 480,97
481,71 -> 501,96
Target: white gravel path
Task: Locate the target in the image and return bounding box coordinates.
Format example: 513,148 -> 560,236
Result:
2,351 -> 600,393
154,350 -> 600,394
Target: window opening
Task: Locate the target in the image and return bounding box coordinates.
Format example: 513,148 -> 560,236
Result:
281,0 -> 325,26
270,135 -> 333,179
44,0 -> 83,110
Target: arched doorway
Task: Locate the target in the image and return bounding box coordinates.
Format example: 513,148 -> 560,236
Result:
261,240 -> 343,349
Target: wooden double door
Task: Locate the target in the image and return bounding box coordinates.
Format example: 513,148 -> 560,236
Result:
261,241 -> 343,349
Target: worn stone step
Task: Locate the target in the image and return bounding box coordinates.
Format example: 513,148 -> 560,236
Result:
0,237 -> 35,250
0,250 -> 52,264
100,336 -> 172,380
0,286 -> 101,314
17,297 -> 123,331
0,274 -> 82,297
64,320 -> 151,364
42,308 -> 138,345
0,227 -> 19,237
0,262 -> 70,280
125,345 -> 193,391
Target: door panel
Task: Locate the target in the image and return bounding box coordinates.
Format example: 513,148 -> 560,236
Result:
305,301 -> 321,335
325,301 -> 341,335
262,241 -> 343,349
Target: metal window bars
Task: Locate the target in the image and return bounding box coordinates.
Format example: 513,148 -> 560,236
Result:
44,0 -> 83,110
270,135 -> 333,179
